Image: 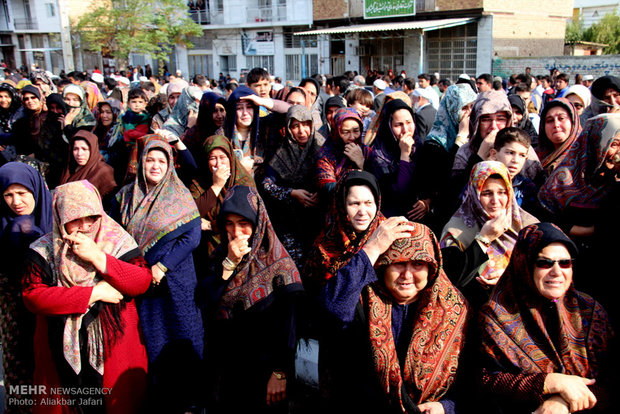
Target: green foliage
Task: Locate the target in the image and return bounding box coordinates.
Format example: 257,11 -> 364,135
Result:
75,0 -> 203,65
582,11 -> 620,54
565,17 -> 584,43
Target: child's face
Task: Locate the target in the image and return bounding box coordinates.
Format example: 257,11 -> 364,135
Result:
491,141 -> 528,179
248,78 -> 271,98
128,97 -> 147,113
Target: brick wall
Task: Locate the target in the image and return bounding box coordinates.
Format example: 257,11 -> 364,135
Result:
492,55 -> 620,79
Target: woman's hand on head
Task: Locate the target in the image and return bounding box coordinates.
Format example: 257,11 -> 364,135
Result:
186,109 -> 198,129
89,280 -> 122,305
418,401 -> 445,414
544,373 -> 597,413
227,233 -> 251,265
240,94 -> 272,110
363,216 -> 416,265
64,232 -> 107,273
343,142 -> 364,169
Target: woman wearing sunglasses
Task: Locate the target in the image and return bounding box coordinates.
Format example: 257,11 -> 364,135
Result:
479,222 -> 613,414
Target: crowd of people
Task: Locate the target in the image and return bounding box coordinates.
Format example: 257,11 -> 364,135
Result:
0,63 -> 618,414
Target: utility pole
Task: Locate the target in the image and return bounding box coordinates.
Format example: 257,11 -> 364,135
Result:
57,0 -> 75,72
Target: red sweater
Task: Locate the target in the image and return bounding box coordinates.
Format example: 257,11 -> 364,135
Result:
23,254 -> 152,414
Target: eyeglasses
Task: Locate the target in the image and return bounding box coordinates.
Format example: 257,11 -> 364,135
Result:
22,96 -> 38,102
480,114 -> 509,125
340,128 -> 360,137
534,257 -> 574,269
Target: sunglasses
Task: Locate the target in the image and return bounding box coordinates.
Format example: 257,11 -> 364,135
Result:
534,257 -> 574,269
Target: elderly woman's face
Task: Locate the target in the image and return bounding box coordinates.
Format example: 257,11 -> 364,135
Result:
384,261 -> 429,305
533,242 -> 573,300
224,213 -> 253,240
2,184 -> 35,216
544,106 -> 572,148
479,111 -> 509,139
345,185 -> 376,233
208,148 -> 230,172
286,91 -> 306,107
99,104 -> 114,127
605,136 -> 620,171
0,90 -> 11,109
339,119 -> 361,144
65,216 -> 96,235
566,94 -> 585,116
289,119 -> 312,146
213,103 -> 226,128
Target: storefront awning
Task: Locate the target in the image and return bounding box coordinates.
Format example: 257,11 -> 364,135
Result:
17,48 -> 62,52
295,17 -> 476,35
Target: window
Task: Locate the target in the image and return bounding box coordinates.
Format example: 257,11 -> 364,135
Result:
427,23 -> 477,81
189,54 -> 212,78
284,27 -> 317,48
245,55 -> 273,75
46,2 -> 55,17
285,54 -> 318,82
220,55 -> 236,73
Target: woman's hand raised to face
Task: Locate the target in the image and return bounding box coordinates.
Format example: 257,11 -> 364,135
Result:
64,232 -> 107,273
363,216 -> 416,265
227,232 -> 251,265
479,209 -> 510,243
212,164 -> 231,188
344,142 -> 365,169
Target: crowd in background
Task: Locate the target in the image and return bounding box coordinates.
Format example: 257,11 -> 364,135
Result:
0,61 -> 618,414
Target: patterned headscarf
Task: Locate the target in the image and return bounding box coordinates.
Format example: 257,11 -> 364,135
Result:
269,104 -> 324,187
30,181 -> 138,375
480,223 -> 611,379
441,161 -> 538,278
117,139 -> 200,256
536,98 -> 581,173
163,86 -> 203,139
62,84 -> 97,130
216,185 -> 303,319
538,113 -> 620,215
425,84 -> 478,152
468,90 -> 513,152
368,223 -> 469,409
305,170 -> 384,283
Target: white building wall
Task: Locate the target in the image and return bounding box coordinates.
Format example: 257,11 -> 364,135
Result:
476,15 -> 493,75
344,33 -> 358,72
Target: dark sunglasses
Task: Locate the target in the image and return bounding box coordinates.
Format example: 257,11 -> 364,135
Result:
534,258 -> 574,269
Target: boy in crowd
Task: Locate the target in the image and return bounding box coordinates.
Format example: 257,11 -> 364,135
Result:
120,87 -> 151,180
246,67 -> 272,117
488,127 -> 538,212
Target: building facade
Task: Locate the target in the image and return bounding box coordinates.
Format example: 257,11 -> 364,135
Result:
0,0 -> 70,73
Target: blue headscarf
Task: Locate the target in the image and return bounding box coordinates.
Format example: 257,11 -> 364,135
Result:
425,84 -> 477,151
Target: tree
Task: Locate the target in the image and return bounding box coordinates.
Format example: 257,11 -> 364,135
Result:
582,11 -> 620,54
75,0 -> 203,71
565,17 -> 584,44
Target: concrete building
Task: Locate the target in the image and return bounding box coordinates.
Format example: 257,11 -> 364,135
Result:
180,0 -> 313,82
573,0 -> 619,28
0,0 -> 71,73
292,0 -> 573,81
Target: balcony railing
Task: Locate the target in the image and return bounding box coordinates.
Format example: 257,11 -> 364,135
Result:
246,5 -> 286,23
189,9 -> 224,25
13,17 -> 38,31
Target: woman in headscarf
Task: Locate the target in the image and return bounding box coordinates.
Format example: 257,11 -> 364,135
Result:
189,134 -> 255,273
113,138 -> 203,413
479,222 -> 613,414
315,108 -> 370,194
0,82 -> 25,162
565,84 -> 592,121
367,98 -> 417,217
441,161 -> 538,308
364,90 -> 412,147
29,69 -> 55,97
507,94 -> 539,144
262,105 -> 325,272
451,91 -> 543,213
0,162 -> 51,405
536,98 -> 581,176
319,222 -> 469,413
93,99 -> 122,162
161,86 -> 203,141
201,185 -> 303,412
61,84 -> 96,140
59,130 -> 117,202
414,84 -> 477,229
317,95 -> 345,139
22,180 -> 152,413
182,91 -> 226,172
151,82 -> 183,131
